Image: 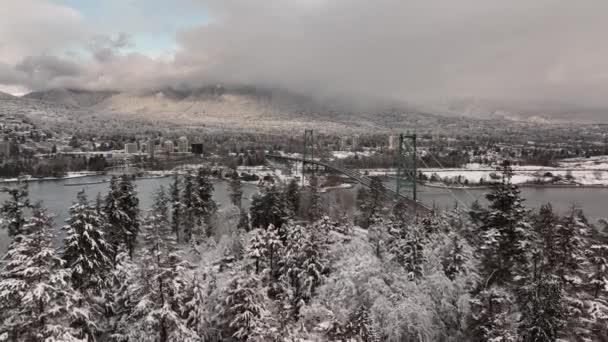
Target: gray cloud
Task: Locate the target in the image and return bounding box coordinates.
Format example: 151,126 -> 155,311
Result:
3,0 -> 608,114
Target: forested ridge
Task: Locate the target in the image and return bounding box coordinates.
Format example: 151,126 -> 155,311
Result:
0,167 -> 607,341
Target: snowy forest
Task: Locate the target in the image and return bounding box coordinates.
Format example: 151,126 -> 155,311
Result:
0,166 -> 607,342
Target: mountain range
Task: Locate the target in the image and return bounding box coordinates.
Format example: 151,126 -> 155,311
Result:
1,86 -> 604,134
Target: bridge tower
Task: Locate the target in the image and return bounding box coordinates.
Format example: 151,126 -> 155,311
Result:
395,132 -> 418,208
302,129 -> 314,185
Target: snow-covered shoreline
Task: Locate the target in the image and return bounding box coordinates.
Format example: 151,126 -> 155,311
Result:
0,171 -> 102,183
360,155 -> 608,187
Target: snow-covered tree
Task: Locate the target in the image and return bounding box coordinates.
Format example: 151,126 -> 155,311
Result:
347,305 -> 379,342
586,244 -> 608,299
169,173 -> 182,241
299,228 -> 327,302
471,168 -> 533,286
0,181 -> 31,237
193,168 -> 217,230
250,185 -> 293,230
247,229 -> 266,274
0,206 -> 83,341
219,272 -> 268,341
469,287 -> 518,342
517,274 -> 565,342
104,175 -> 140,258
443,234 -> 467,281
284,178 -> 300,215
229,171 -> 243,209
62,190 -> 114,291
308,175 -> 323,222
182,275 -> 210,340
125,201 -> 195,341
181,171 -> 195,242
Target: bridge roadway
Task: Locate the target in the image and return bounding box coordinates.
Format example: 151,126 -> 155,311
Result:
266,154 -> 432,214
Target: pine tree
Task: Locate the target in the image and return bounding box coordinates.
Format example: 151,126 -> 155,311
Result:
470,287 -> 518,342
169,173 -> 182,242
298,227 -> 327,303
0,206 -> 83,341
221,272 -> 267,341
553,209 -> 589,286
193,168 -> 218,230
183,276 -> 210,340
127,198 -> 194,342
308,175 -> 323,222
181,171 -> 195,242
586,244 -> 608,299
471,165 -> 533,286
229,171 -> 243,209
63,190 -> 114,291
248,228 -> 267,274
443,234 -> 467,280
517,274 -> 565,342
284,178 -> 300,215
250,185 -> 293,230
389,229 -> 424,281
0,181 -> 31,237
348,305 -> 379,342
357,177 -> 385,228
104,175 -> 140,258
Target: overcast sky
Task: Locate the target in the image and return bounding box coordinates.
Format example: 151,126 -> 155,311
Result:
1,0 -> 607,110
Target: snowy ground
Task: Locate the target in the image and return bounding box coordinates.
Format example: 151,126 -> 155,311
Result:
360,156 -> 608,186
0,171 -> 101,183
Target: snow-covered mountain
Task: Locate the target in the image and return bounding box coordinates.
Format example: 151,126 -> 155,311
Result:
12,86 -> 458,133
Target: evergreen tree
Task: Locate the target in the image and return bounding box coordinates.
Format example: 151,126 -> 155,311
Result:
169,173 -> 182,241
443,234 -> 467,281
104,175 -> 140,258
62,190 -> 114,291
357,177 -> 385,228
553,209 -> 589,285
247,228 -> 266,274
193,168 -> 217,230
183,276 -> 210,340
471,165 -> 533,286
586,244 -> 608,299
220,272 -> 267,341
250,185 -> 292,230
284,178 -> 300,215
347,306 -> 379,342
181,171 -> 195,242
308,175 -> 323,222
470,287 -> 518,342
517,274 -> 565,342
298,228 -> 327,302
389,229 -> 424,281
0,181 -> 31,237
229,171 -> 243,209
0,206 -> 83,341
128,199 -> 194,342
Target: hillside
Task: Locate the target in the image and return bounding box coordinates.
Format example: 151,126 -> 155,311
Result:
11,87 -> 470,133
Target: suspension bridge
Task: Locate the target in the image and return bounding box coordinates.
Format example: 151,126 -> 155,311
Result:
265,153 -> 432,215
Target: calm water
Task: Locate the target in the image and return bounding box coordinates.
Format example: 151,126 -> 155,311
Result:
0,175 -> 605,252
393,183 -> 608,222
0,175 -> 259,252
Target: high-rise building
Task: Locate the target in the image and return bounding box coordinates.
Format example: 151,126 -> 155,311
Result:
163,140 -> 174,154
351,134 -> 359,151
147,140 -> 155,159
178,136 -> 189,153
340,136 -> 348,151
125,143 -> 138,154
388,135 -> 397,151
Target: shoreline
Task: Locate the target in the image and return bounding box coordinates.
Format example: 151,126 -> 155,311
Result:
421,182 -> 608,190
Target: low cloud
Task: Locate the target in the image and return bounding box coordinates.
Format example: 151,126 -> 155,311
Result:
2,0 -> 608,113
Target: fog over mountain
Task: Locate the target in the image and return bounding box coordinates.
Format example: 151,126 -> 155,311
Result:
2,0 -> 608,121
